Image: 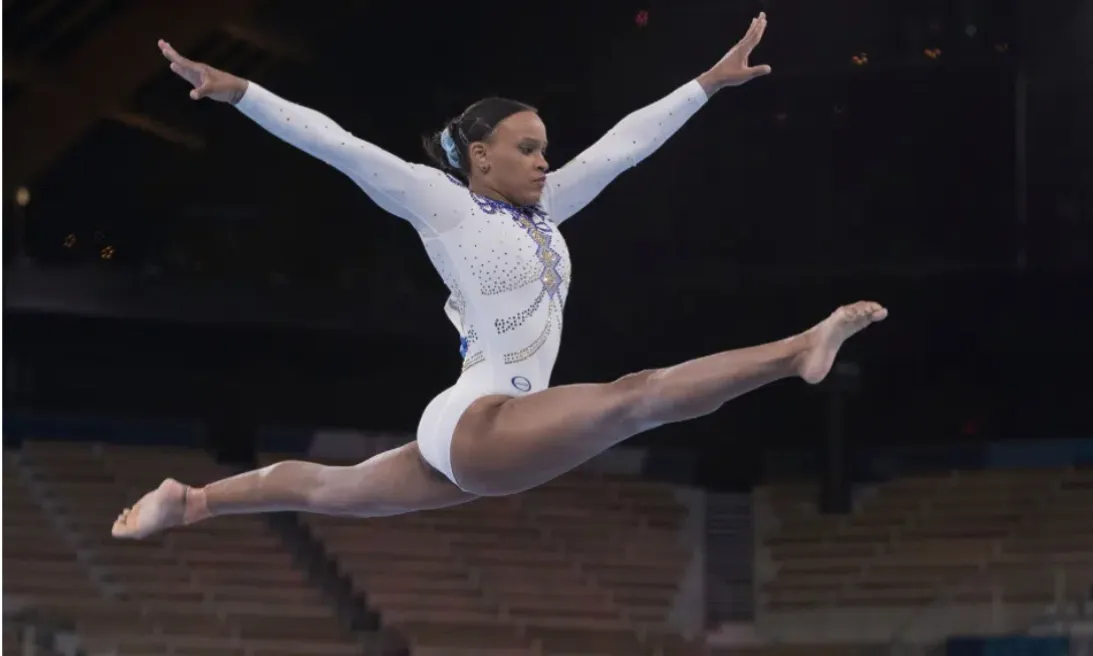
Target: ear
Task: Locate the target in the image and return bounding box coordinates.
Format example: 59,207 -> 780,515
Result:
468,141 -> 489,171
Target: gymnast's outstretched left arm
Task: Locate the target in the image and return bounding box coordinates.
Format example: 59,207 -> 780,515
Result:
543,12 -> 772,224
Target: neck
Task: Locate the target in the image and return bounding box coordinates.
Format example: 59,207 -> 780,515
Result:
468,179 -> 522,207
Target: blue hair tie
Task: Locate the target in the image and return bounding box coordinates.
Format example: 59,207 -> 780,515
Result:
439,128 -> 461,168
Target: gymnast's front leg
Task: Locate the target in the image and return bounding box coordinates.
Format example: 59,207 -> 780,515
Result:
111,442 -> 476,539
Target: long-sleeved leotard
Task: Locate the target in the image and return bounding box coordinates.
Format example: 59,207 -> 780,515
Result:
235,80 -> 708,486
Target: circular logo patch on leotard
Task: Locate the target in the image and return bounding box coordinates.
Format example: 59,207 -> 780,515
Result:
511,376 -> 532,393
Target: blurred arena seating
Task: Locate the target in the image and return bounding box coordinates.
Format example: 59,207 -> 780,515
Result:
708,647 -> 875,656
4,441 -> 706,655
4,442 -> 367,656
260,452 -> 703,656
9,438 -> 1091,655
756,467 -> 1093,633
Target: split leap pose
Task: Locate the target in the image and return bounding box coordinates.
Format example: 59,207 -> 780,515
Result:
113,13 -> 886,538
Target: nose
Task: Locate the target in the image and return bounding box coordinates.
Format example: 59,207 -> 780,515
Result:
536,153 -> 549,172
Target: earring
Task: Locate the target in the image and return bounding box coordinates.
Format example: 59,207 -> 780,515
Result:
480,164 -> 490,174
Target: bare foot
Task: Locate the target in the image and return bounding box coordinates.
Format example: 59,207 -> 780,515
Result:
111,478 -> 188,539
797,301 -> 887,384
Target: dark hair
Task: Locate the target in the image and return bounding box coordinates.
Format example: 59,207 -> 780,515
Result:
423,97 -> 537,182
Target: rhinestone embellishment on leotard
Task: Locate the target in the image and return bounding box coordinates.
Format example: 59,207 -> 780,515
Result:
495,289 -> 546,335
439,175 -> 570,366
465,186 -> 564,300
503,301 -> 558,365
481,260 -> 540,296
462,350 -> 485,372
503,317 -> 551,364
458,326 -> 479,358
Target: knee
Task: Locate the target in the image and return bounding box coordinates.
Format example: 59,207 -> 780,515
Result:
288,462 -> 370,517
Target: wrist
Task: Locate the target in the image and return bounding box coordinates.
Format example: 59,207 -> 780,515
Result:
696,70 -> 725,98
228,78 -> 249,105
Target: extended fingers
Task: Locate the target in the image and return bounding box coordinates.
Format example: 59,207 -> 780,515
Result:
741,18 -> 758,46
742,12 -> 768,49
158,39 -> 192,67
754,13 -> 768,44
160,40 -> 206,90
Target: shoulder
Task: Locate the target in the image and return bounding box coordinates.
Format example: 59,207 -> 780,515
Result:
380,163 -> 470,206
399,162 -> 459,189
401,168 -> 477,235
537,176 -> 575,226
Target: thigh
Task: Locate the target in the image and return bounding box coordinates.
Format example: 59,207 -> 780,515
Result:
416,384 -> 459,483
449,371 -> 653,496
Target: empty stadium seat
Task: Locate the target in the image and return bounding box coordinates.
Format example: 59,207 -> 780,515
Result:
5,442 -> 367,656
759,467 -> 1093,619
273,452 -> 698,655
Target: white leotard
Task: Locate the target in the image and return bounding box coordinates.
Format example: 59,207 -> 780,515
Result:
235,79 -> 708,487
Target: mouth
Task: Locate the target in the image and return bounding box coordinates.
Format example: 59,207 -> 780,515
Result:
532,177 -> 546,188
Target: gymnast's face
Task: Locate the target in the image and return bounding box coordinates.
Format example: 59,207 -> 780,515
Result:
470,111 -> 549,207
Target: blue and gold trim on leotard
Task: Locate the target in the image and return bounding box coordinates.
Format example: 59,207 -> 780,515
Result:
451,181 -> 568,371
469,193 -> 564,302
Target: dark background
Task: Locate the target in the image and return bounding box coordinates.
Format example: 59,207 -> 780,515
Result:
4,0 -> 1092,485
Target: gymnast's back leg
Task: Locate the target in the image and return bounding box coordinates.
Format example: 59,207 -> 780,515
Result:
111,442 -> 477,539
449,301 -> 887,496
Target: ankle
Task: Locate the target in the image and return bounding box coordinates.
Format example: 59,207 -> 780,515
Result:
786,331 -> 815,377
182,486 -> 211,524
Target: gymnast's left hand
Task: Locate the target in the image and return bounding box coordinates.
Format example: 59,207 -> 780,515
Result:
699,12 -> 772,92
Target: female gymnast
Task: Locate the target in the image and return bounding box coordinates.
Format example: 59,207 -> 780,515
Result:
113,13 -> 886,538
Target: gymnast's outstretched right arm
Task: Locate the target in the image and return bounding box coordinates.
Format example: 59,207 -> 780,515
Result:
156,39 -> 462,233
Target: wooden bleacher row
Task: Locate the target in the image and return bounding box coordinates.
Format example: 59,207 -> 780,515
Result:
758,467 -> 1093,613
4,442 -> 366,656
5,442 -> 702,656
259,452 -> 700,656
709,647 -> 877,656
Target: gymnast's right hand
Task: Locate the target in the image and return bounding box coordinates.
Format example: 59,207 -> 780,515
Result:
158,39 -> 248,104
